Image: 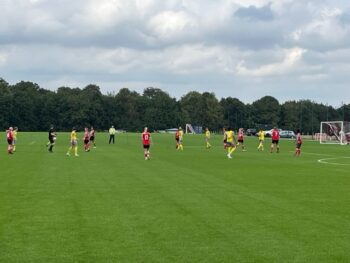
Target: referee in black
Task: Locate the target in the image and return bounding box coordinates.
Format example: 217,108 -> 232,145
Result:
47,125 -> 57,152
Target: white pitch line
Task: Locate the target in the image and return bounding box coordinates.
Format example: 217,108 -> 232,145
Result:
288,151 -> 334,157
318,157 -> 350,166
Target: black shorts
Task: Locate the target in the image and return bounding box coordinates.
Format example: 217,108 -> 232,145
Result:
238,139 -> 244,143
49,138 -> 55,144
7,139 -> 13,145
175,138 -> 179,142
84,139 -> 89,144
272,140 -> 279,144
296,143 -> 302,149
223,140 -> 227,143
143,144 -> 150,149
90,136 -> 95,141
226,142 -> 234,147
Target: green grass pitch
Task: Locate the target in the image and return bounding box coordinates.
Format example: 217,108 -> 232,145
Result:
0,132 -> 349,262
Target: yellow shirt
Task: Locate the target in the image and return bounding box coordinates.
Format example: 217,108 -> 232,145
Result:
13,131 -> 17,140
179,130 -> 184,139
205,130 -> 210,138
258,131 -> 265,140
226,131 -> 234,143
109,127 -> 116,135
71,131 -> 77,141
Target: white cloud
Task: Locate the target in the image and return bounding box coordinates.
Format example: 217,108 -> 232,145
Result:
147,11 -> 198,41
236,47 -> 306,77
1,0 -> 350,106
298,73 -> 329,81
289,5 -> 350,50
0,52 -> 8,66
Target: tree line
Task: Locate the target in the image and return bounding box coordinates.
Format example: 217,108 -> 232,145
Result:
1,78 -> 349,134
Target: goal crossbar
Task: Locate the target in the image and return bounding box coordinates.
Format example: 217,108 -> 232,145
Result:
320,121 -> 350,145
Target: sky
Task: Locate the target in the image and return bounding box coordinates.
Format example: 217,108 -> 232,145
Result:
1,0 -> 350,106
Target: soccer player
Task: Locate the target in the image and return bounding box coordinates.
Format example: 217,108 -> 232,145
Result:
205,127 -> 211,149
178,127 -> 184,150
225,127 -> 236,159
294,130 -> 302,156
83,127 -> 90,152
141,127 -> 151,160
109,125 -> 116,144
66,127 -> 79,157
47,125 -> 57,153
257,129 -> 265,151
12,127 -> 18,152
223,128 -> 227,149
6,127 -> 14,154
237,128 -> 246,151
90,126 -> 96,148
175,129 -> 180,149
270,127 -> 280,153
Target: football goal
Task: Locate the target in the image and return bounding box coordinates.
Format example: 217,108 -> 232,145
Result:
185,124 -> 196,134
319,121 -> 350,145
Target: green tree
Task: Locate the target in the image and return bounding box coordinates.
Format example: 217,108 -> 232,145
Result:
80,84 -> 106,128
35,89 -> 58,130
56,87 -> 85,130
338,104 -> 350,122
220,97 -> 246,130
251,96 -> 280,127
180,91 -> 203,126
180,91 -> 222,130
9,81 -> 41,130
200,92 -> 223,130
0,78 -> 12,129
114,88 -> 143,131
280,101 -> 299,131
142,88 -> 179,130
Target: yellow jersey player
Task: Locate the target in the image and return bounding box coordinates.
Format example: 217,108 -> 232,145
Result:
205,127 -> 211,149
13,127 -> 18,152
66,127 -> 79,157
225,128 -> 236,159
223,128 -> 227,149
178,127 -> 184,150
257,129 -> 265,151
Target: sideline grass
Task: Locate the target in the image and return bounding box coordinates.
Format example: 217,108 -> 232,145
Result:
0,132 -> 349,262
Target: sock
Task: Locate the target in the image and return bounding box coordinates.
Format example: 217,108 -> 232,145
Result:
74,147 -> 78,155
229,147 -> 236,155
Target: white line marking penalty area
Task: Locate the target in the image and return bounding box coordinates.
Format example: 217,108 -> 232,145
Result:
318,157 -> 350,166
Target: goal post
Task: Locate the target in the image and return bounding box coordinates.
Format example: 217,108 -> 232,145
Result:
319,121 -> 350,145
185,124 -> 196,134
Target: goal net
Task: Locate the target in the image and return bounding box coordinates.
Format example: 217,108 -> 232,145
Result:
185,124 -> 196,134
320,121 -> 350,145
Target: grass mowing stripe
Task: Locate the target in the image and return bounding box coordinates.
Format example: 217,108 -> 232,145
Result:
0,132 -> 349,262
